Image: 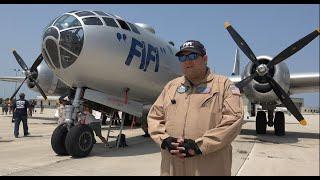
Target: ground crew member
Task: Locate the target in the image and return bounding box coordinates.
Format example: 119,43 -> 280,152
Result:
13,93 -> 30,138
57,97 -> 67,125
148,40 -> 244,176
79,104 -> 108,146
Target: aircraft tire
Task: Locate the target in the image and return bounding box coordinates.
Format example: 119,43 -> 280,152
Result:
51,123 -> 69,155
256,111 -> 267,134
65,124 -> 94,158
274,111 -> 285,136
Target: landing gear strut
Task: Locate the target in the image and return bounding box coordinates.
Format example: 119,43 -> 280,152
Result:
267,110 -> 274,127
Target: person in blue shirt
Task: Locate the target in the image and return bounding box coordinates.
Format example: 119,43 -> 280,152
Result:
12,93 -> 30,138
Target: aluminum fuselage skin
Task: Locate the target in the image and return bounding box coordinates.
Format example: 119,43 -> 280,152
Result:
42,12 -> 182,104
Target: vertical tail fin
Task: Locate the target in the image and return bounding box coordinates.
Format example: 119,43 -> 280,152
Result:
231,48 -> 240,76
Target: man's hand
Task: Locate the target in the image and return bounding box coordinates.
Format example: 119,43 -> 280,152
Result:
169,138 -> 186,159
183,139 -> 202,157
170,138 -> 202,158
161,137 -> 178,151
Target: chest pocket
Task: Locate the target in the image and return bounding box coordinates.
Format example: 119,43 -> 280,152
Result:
197,91 -> 222,133
199,91 -> 221,112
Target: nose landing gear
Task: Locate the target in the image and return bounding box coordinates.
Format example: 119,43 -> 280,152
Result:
51,87 -> 95,158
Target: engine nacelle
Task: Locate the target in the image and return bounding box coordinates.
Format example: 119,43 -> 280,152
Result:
29,62 -> 70,96
242,56 -> 290,104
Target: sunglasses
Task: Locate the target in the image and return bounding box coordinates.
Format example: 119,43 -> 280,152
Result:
178,53 -> 201,62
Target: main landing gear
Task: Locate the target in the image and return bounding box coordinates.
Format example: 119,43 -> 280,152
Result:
255,110 -> 285,136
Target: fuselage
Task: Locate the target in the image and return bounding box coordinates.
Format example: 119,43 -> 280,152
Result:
41,10 -> 182,104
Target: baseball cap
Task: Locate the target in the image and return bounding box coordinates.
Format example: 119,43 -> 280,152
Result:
175,40 -> 206,56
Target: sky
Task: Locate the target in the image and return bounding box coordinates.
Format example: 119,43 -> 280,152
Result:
0,4 -> 319,107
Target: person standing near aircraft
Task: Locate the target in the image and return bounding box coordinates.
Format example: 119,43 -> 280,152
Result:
3,99 -> 9,115
12,93 -> 30,138
1,99 -> 5,115
79,104 -> 108,146
148,40 -> 244,176
40,100 -> 44,114
57,97 -> 67,125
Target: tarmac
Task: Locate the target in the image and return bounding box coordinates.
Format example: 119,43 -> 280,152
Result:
0,108 -> 319,176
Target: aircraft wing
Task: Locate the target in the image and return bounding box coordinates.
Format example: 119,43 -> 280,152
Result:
227,72 -> 320,95
0,76 -> 26,83
289,72 -> 320,94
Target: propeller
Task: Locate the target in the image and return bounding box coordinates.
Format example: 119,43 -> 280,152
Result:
10,50 -> 47,101
267,28 -> 320,68
224,22 -> 320,125
224,22 -> 260,67
265,74 -> 306,125
235,71 -> 258,89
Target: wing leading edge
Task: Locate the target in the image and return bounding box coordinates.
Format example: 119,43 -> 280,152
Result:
0,76 -> 26,83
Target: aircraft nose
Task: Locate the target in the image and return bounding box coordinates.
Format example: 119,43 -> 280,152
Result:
42,14 -> 84,69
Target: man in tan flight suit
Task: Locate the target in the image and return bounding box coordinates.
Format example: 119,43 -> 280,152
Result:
148,40 -> 244,176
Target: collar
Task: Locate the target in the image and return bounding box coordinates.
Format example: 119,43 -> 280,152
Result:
182,67 -> 214,87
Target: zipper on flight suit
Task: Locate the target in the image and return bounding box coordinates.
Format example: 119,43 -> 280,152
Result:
181,87 -> 191,170
182,87 -> 193,138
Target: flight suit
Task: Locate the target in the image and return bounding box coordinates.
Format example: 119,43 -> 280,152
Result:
148,70 -> 244,176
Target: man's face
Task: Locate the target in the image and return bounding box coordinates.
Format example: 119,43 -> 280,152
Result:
179,51 -> 208,80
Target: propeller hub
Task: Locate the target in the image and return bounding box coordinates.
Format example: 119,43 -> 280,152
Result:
256,64 -> 269,76
25,70 -> 32,77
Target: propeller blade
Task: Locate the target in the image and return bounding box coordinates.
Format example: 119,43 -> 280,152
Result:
266,75 -> 307,126
10,77 -> 27,100
267,28 -> 320,68
30,54 -> 44,72
29,77 -> 47,100
224,22 -> 260,66
12,50 -> 29,71
235,72 -> 258,89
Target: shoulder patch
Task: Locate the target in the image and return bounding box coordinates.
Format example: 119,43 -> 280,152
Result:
177,85 -> 189,93
230,84 -> 241,95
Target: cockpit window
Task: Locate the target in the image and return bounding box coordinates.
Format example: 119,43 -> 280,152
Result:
60,47 -> 77,69
127,22 -> 140,34
93,11 -> 109,16
43,27 -> 59,40
54,14 -> 81,30
82,17 -> 103,25
116,19 -> 131,31
102,17 -> 119,28
59,28 -> 84,56
42,49 -> 55,70
45,39 -> 60,69
75,11 -> 95,17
